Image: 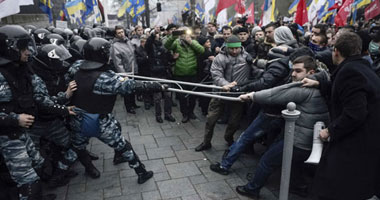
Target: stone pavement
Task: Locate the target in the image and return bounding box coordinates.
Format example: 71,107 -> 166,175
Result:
48,97 -> 312,200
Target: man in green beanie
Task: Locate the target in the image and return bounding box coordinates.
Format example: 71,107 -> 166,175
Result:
195,35 -> 258,151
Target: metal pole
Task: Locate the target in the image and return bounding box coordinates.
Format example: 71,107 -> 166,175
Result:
118,73 -> 224,90
167,88 -> 242,102
279,102 -> 300,200
190,0 -> 196,26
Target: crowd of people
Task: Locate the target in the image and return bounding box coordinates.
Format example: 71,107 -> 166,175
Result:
1,16 -> 380,200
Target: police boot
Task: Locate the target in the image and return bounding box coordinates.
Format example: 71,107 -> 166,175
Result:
86,149 -> 99,160
48,168 -> 70,188
77,150 -> 100,179
134,163 -> 153,184
19,180 -> 56,200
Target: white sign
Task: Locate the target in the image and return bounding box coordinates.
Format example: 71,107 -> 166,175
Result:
56,20 -> 68,29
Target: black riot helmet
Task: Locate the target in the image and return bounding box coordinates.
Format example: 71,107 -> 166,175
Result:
0,25 -> 37,65
25,25 -> 37,35
91,27 -> 106,38
34,44 -> 72,71
70,35 -> 83,44
52,28 -> 68,40
64,28 -> 74,40
69,39 -> 86,61
81,37 -> 111,70
46,26 -> 55,32
33,28 -> 50,46
42,33 -> 65,45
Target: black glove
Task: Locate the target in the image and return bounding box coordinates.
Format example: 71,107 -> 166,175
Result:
229,85 -> 242,92
134,81 -> 164,93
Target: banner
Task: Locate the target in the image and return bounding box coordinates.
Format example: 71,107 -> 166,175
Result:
365,0 -> 380,20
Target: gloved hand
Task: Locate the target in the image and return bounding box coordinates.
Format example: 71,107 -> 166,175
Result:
229,85 -> 242,93
230,83 -> 252,93
142,81 -> 164,92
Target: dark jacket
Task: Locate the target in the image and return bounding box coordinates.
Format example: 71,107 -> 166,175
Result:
242,38 -> 257,58
146,34 -> 172,78
134,45 -> 150,76
314,56 -> 380,200
197,48 -> 213,81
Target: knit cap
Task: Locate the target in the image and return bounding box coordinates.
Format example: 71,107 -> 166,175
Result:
226,35 -> 241,48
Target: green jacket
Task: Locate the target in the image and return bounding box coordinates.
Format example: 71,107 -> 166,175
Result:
164,36 -> 204,76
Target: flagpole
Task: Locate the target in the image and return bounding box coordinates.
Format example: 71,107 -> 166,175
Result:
101,0 -> 109,27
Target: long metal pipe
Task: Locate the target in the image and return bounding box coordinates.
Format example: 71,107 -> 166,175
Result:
118,73 -> 224,90
167,88 -> 242,102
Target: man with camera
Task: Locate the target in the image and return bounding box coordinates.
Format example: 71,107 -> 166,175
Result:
164,27 -> 205,123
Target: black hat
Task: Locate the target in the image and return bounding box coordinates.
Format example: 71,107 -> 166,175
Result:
236,27 -> 249,34
197,36 -> 208,46
289,47 -> 315,62
166,24 -> 177,31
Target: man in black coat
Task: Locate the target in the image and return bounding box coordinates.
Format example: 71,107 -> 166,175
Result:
303,32 -> 380,200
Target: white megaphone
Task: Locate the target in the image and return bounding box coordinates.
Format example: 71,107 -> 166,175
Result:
305,121 -> 325,165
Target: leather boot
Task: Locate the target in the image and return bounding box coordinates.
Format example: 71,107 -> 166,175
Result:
47,168 -> 70,188
77,150 -> 100,179
19,181 -> 43,200
86,150 -> 99,160
134,163 -> 153,184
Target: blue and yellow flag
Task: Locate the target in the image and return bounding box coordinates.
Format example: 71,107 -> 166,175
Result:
39,0 -> 53,23
183,2 -> 190,12
355,0 -> 373,9
195,3 -> 205,22
227,17 -> 233,26
83,0 -> 96,19
288,0 -> 300,15
133,0 -> 145,22
117,0 -> 133,18
65,0 -> 87,26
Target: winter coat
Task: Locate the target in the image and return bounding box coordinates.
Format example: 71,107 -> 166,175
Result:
134,45 -> 149,76
314,56 -> 380,200
242,38 -> 257,58
197,48 -> 214,81
164,35 -> 204,77
146,34 -> 172,78
210,46 -> 257,86
253,82 -> 329,150
110,37 -> 138,73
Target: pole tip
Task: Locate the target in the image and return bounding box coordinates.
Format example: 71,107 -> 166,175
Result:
287,102 -> 296,111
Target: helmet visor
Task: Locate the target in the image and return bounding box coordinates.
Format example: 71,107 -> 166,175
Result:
15,38 -> 37,57
46,44 -> 72,61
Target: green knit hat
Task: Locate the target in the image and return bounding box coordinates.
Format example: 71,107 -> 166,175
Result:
226,35 -> 241,48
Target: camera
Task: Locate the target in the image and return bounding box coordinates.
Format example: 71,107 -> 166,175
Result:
172,30 -> 186,36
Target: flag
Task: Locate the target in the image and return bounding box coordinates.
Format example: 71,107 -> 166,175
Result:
295,0 -> 308,25
235,0 -> 246,14
355,0 -> 372,9
183,2 -> 190,12
228,16 -> 233,26
216,0 -> 236,16
39,0 -> 53,23
245,2 -> 255,24
204,0 -> 215,23
132,0 -> 145,22
288,0 -> 300,15
318,0 -> 334,20
195,3 -> 205,22
365,0 -> 380,20
260,0 -> 275,26
59,3 -> 67,20
0,0 -> 19,19
65,0 -> 87,26
19,0 -> 34,5
335,0 -> 354,26
308,0 -> 327,25
98,0 -> 105,22
117,0 -> 132,18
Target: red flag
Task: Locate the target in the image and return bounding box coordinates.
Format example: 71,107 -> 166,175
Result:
335,0 -> 354,27
98,0 -> 105,23
328,0 -> 346,11
365,0 -> 380,21
245,2 -> 255,24
295,0 -> 308,26
235,0 -> 246,14
216,0 -> 236,16
259,3 -> 264,27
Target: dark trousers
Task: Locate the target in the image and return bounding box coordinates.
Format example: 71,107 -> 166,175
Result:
124,93 -> 136,110
154,91 -> 172,117
245,139 -> 310,193
174,76 -> 197,116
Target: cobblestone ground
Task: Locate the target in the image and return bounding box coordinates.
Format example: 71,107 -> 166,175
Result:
46,97 -> 312,200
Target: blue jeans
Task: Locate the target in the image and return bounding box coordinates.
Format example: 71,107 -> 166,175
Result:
245,140 -> 310,194
221,112 -> 283,169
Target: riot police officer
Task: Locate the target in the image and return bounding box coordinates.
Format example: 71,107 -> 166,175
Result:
69,37 -> 163,183
0,25 -> 60,200
30,44 -> 79,188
